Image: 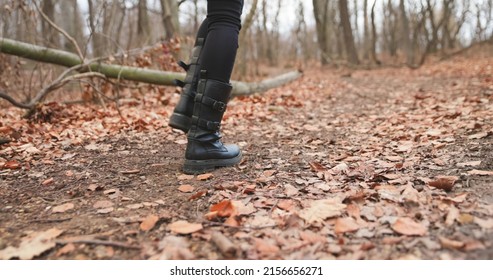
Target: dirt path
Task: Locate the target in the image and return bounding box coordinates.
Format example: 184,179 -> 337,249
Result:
1,57 -> 492,260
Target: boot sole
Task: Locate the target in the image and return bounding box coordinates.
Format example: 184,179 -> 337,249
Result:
183,151 -> 243,174
169,113 -> 191,133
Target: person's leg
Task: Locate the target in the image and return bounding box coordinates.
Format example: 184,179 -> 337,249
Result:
184,0 -> 244,174
169,18 -> 209,133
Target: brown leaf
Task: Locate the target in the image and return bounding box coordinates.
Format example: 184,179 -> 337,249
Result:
210,200 -> 236,218
299,231 -> 326,244
177,174 -> 194,180
429,176 -> 459,192
140,215 -> 159,231
468,170 -> 493,176
87,184 -> 103,192
52,203 -> 75,213
178,184 -> 194,193
284,184 -> 299,196
457,161 -> 481,168
334,217 -> 360,234
97,207 -> 114,214
309,162 -> 327,172
391,217 -> 427,236
197,173 -> 213,181
55,243 -> 76,257
254,238 -> 280,255
189,190 -> 207,201
474,217 -> 493,229
439,236 -> 464,250
0,228 -> 64,260
468,132 -> 488,139
42,178 -> 54,186
277,200 -> 296,211
299,199 -> 346,225
168,220 -> 203,234
93,200 -> 114,209
445,206 -> 460,226
2,160 -> 21,170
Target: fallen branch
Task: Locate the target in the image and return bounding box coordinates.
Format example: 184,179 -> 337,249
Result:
55,239 -> 141,250
0,38 -> 302,99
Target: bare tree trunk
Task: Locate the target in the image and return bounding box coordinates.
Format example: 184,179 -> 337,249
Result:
137,0 -> 151,44
87,0 -> 103,57
159,0 -> 179,40
339,0 -> 359,64
399,0 -> 414,66
370,0 -> 380,65
41,0 -> 59,48
238,0 -> 258,76
363,0 -> 369,60
313,0 -> 330,65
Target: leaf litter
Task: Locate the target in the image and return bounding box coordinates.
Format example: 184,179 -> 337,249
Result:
1,57 -> 493,259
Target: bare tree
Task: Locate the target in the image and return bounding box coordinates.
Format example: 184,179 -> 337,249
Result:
339,0 -> 359,64
313,0 -> 330,65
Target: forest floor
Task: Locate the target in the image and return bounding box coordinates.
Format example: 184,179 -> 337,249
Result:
1,55 -> 493,260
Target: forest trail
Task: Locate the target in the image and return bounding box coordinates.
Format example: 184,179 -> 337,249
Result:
1,56 -> 492,260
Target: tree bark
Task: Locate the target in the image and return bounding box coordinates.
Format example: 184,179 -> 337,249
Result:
313,0 -> 330,65
0,38 -> 301,97
159,0 -> 179,40
41,0 -> 59,48
137,0 -> 151,44
399,0 -> 414,66
338,0 -> 359,64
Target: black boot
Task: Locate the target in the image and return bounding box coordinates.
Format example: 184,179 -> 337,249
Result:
168,38 -> 205,133
183,72 -> 242,174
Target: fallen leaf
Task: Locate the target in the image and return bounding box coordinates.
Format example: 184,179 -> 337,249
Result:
429,176 -> 459,192
55,243 -> 76,257
299,231 -> 327,244
52,203 -> 74,213
2,160 -> 21,170
87,184 -> 103,191
177,174 -> 194,180
474,217 -> 493,229
0,228 -> 64,260
391,217 -> 427,236
445,206 -> 460,226
168,220 -> 203,234
140,215 -> 159,231
468,170 -> 493,176
189,190 -> 207,201
93,200 -> 114,209
299,199 -> 346,225
334,217 -> 360,234
254,238 -> 280,255
309,162 -> 327,172
178,185 -> 194,193
284,184 -> 299,196
210,200 -> 236,218
277,200 -> 296,211
468,132 -> 488,139
97,207 -> 114,214
197,173 -> 213,181
439,236 -> 464,250
42,178 -> 54,186
456,161 -> 481,168
126,203 -> 144,209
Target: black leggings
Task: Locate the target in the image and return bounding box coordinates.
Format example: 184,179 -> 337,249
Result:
194,0 -> 244,84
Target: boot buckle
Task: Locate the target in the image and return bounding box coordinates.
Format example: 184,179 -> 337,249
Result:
213,101 -> 226,112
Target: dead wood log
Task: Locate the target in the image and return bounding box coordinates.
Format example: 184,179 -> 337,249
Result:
0,37 -> 302,102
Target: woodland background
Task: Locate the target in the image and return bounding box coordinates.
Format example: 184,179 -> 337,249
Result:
1,0 -> 493,106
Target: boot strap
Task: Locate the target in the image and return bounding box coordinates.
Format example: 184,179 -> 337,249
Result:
194,94 -> 226,112
192,116 -> 220,131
